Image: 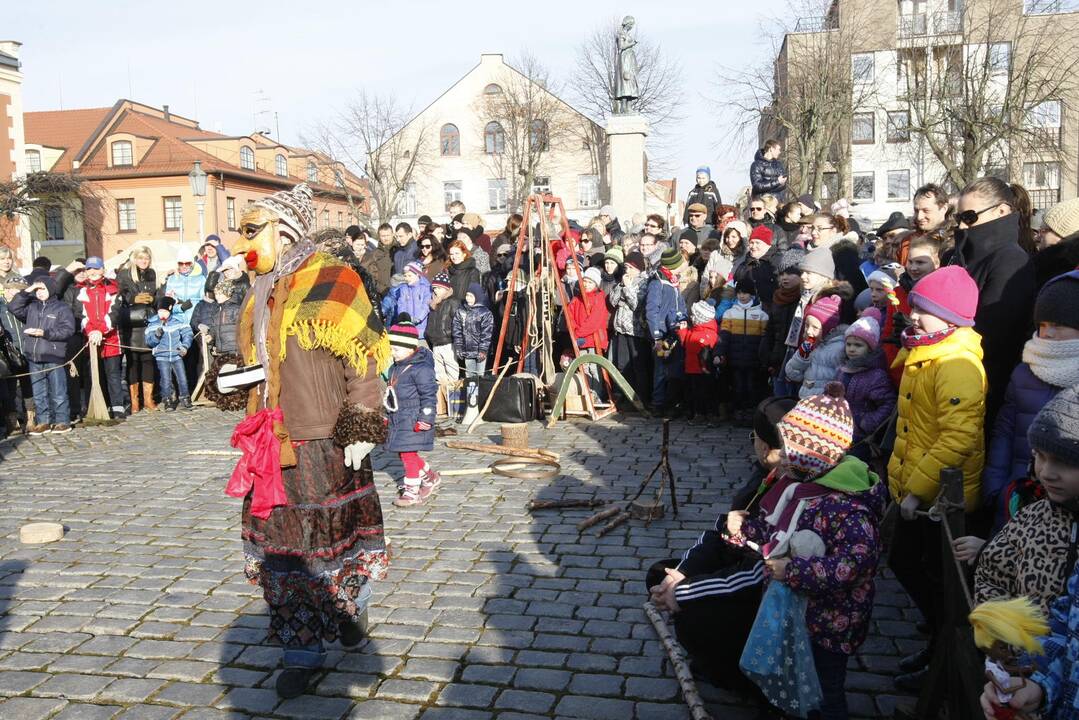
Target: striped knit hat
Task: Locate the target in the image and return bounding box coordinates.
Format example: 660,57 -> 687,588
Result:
432,272 -> 452,292
388,313 -> 420,349
777,382 -> 854,479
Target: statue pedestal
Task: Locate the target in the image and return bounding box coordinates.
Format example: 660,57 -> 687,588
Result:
605,113 -> 649,225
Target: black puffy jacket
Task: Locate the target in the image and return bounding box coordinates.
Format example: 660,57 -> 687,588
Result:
425,296 -> 460,347
683,183 -> 723,225
750,150 -> 788,197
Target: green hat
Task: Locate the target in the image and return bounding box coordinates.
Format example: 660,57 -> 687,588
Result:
604,247 -> 624,265
660,247 -> 685,271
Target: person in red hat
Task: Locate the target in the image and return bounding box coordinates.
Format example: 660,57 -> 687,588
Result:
886,264 -> 986,692
732,225 -> 777,312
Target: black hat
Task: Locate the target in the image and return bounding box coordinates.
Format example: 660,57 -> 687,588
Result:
736,278 -> 757,296
624,251 -> 646,271
753,396 -> 799,449
875,211 -> 911,236
345,224 -> 363,240
155,296 -> 176,312
1035,270 -> 1079,330
417,215 -> 433,227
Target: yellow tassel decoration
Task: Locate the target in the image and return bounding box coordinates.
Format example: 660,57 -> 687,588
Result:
968,597 -> 1049,655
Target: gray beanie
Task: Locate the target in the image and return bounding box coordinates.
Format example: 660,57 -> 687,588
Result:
800,246 -> 835,280
1028,385 -> 1079,468
777,247 -> 807,275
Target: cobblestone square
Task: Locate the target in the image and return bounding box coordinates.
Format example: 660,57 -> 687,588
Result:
0,409 -> 917,718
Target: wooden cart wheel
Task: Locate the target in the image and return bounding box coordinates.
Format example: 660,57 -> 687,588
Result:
490,456 -> 560,480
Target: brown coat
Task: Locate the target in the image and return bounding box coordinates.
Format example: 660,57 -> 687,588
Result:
423,257 -> 446,283
362,246 -> 392,294
277,336 -> 384,442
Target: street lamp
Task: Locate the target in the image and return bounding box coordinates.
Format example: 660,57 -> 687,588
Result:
188,160 -> 208,242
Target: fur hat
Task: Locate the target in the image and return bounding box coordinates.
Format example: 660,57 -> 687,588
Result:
800,247 -> 835,279
846,309 -> 882,350
691,300 -> 714,326
1042,197 -> 1079,239
1028,385 -> 1079,468
388,314 -> 420,349
1034,270 -> 1079,331
909,266 -> 979,328
805,294 -> 843,337
777,382 -> 854,478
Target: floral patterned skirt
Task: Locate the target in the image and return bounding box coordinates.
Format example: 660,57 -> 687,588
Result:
241,438 -> 389,647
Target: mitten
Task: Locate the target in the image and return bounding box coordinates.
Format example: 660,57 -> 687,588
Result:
180,300 -> 193,311
134,292 -> 154,305
414,420 -> 432,432
155,327 -> 164,339
797,339 -> 815,359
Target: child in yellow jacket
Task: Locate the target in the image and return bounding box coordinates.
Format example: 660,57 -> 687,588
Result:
886,265 -> 986,690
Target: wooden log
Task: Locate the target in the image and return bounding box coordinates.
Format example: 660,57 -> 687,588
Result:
643,601 -> 713,720
444,441 -> 560,462
526,498 -> 607,511
576,505 -> 621,532
596,511 -> 631,537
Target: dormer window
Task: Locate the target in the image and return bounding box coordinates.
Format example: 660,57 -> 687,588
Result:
275,154 -> 288,176
25,150 -> 41,173
240,146 -> 255,170
111,141 -> 133,167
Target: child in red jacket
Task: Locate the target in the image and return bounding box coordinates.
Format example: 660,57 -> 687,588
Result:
567,267 -> 610,353
678,300 -> 719,425
867,267 -> 909,387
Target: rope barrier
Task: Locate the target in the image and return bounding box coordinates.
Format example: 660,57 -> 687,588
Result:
3,330 -> 206,380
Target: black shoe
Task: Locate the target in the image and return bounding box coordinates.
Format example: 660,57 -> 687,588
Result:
276,667 -> 314,699
898,647 -> 931,673
339,609 -> 369,648
894,666 -> 929,693
164,400 -> 177,412
180,397 -> 193,410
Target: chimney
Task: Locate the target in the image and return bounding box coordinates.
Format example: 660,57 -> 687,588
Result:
163,104 -> 170,122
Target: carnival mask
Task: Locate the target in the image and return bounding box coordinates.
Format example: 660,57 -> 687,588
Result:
232,206 -> 282,275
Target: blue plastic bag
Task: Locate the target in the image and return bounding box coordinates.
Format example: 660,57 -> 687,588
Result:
739,581 -> 822,718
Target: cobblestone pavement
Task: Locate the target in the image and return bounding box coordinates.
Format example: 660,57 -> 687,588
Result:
0,407 -> 920,719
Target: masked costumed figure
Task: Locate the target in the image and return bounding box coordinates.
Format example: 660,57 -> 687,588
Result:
221,183 -> 392,699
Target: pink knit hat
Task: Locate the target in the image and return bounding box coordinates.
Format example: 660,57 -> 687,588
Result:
805,294 -> 843,336
909,266 -> 979,328
845,307 -> 882,350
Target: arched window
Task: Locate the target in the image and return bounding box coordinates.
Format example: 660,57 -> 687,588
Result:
484,121 -> 505,154
440,124 -> 460,156
484,83 -> 503,95
240,146 -> 255,170
25,150 -> 41,173
111,140 -> 133,167
275,154 -> 288,176
306,161 -> 318,183
530,120 -> 548,151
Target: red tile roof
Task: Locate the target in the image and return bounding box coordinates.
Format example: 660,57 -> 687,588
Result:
24,107 -> 112,172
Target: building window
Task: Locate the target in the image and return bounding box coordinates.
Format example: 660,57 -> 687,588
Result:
488,178 -> 508,211
887,170 -> 911,201
444,180 -> 463,211
853,113 -> 875,144
484,83 -> 503,95
532,176 -> 551,195
306,161 -> 318,183
117,198 -> 136,232
578,174 -> 600,208
226,197 -> 236,230
44,207 -> 64,241
25,149 -> 41,173
275,154 -> 288,176
1026,99 -> 1062,146
338,211 -> 344,227
485,122 -> 505,154
852,172 -> 875,202
989,42 -> 1010,75
440,124 -> 460,156
852,53 -> 874,84
240,146 -> 255,170
887,111 -> 910,142
530,120 -> 548,151
1023,161 -> 1061,189
111,140 -> 133,167
163,196 -> 182,230
396,182 -> 417,216
322,210 -> 330,229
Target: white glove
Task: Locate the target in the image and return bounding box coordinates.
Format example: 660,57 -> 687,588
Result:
343,442 -> 376,470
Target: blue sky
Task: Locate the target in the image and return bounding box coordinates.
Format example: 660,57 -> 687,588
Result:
11,0 -> 785,207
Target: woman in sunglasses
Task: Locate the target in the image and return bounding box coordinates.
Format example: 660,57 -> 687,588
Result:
949,177 -> 1038,431
416,233 -> 447,282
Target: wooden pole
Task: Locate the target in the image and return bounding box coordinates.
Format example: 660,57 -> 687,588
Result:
443,441 -> 560,462
576,505 -> 620,532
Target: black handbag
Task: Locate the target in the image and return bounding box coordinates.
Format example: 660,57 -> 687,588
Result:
475,374 -> 541,423
0,329 -> 26,372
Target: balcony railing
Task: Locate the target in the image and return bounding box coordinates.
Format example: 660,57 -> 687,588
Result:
899,13 -> 928,37
898,10 -> 962,38
1028,187 -> 1061,210
933,10 -> 962,33
794,15 -> 838,32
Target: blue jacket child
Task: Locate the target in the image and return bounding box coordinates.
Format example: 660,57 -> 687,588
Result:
8,277 -> 76,364
145,297 -> 194,361
382,262 -> 433,335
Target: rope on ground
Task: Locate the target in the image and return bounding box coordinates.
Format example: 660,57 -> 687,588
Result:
642,601 -> 713,720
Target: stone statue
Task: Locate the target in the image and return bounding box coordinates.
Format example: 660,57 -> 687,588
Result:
615,15 -> 640,114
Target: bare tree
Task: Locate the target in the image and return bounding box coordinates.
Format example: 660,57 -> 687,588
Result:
304,91 -> 430,224
572,17 -> 684,177
717,0 -> 876,200
476,53 -> 593,213
898,0 -> 1079,191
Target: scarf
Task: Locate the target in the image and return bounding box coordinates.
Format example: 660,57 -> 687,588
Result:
772,284 -> 801,307
839,348 -> 884,374
900,324 -> 957,349
1022,334 -> 1079,388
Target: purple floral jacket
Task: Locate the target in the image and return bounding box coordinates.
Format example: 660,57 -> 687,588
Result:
740,461 -> 888,655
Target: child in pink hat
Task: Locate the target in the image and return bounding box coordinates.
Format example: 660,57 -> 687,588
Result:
836,308 -> 897,460
784,294 -> 848,398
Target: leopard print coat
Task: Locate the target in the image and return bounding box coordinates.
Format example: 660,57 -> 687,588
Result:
974,498 -> 1079,615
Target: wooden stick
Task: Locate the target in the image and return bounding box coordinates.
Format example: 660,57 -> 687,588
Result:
526,498 -> 607,511
444,441 -> 560,462
643,601 -> 713,720
467,361 -> 512,434
596,511 -> 631,537
439,464 -> 528,477
576,505 -> 621,532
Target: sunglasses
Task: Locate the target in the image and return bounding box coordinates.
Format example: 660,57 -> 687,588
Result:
956,203 -> 1003,227
497,251 -> 510,257
750,206 -> 765,212
178,261 -> 193,266
241,221 -> 268,239
811,225 -> 834,233
419,243 -> 432,249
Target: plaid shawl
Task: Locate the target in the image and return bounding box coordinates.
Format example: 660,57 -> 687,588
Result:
241,252 -> 391,378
